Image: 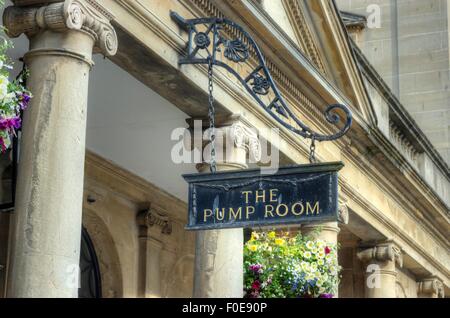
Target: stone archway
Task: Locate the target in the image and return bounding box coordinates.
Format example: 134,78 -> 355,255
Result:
79,227 -> 102,298
82,209 -> 123,298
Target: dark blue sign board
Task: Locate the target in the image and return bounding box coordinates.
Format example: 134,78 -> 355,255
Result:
183,162 -> 343,230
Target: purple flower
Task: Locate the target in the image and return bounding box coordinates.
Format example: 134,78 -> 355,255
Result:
10,116 -> 21,129
319,293 -> 334,298
0,116 -> 21,131
249,264 -> 263,274
18,92 -> 31,110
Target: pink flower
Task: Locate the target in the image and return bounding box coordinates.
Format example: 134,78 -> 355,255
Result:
325,246 -> 331,255
251,280 -> 261,291
249,264 -> 263,274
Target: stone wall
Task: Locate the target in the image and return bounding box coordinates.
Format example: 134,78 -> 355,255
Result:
336,0 -> 450,165
83,152 -> 196,298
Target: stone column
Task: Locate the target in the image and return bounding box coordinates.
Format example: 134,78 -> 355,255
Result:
417,277 -> 445,298
3,0 -> 117,297
189,116 -> 261,298
357,241 -> 403,298
137,207 -> 172,298
301,198 -> 349,245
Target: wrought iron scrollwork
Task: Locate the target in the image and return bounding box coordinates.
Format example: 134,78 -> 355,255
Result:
171,12 -> 352,142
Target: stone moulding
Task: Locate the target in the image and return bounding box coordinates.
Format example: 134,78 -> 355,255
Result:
3,0 -> 118,56
138,207 -> 173,235
417,277 -> 445,298
357,242 -> 403,267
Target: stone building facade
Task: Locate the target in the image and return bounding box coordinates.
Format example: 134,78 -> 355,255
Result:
0,0 -> 448,298
336,0 -> 450,166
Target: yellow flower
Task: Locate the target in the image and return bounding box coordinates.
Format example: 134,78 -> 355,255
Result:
275,238 -> 285,246
250,232 -> 259,241
248,244 -> 258,252
268,231 -> 276,239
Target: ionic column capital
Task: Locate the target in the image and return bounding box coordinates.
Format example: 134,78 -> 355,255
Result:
417,277 -> 445,298
357,241 -> 403,267
187,115 -> 261,171
3,0 -> 117,56
227,121 -> 261,162
137,205 -> 173,236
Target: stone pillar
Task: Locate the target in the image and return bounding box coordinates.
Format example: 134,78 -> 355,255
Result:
137,206 -> 172,298
417,277 -> 445,298
3,0 -> 117,297
301,198 -> 349,245
357,241 -> 403,298
189,116 -> 261,298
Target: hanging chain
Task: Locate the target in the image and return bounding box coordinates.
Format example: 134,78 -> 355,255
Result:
309,136 -> 317,164
207,56 -> 217,173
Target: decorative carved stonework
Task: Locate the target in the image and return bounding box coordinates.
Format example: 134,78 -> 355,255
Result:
357,242 -> 403,267
417,277 -> 445,298
338,198 -> 349,225
138,207 -> 172,235
3,0 -> 118,56
229,122 -> 262,162
13,0 -> 63,6
187,116 -> 262,167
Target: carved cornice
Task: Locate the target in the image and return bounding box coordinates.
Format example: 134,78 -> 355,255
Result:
282,0 -> 327,75
417,277 -> 445,298
357,242 -> 403,267
3,0 -> 117,56
138,207 -> 172,235
13,0 -> 63,6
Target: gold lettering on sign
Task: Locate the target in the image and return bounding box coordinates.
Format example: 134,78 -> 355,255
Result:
203,209 -> 213,222
306,202 -> 320,215
255,190 -> 265,203
276,203 -> 289,217
246,206 -> 255,219
242,191 -> 252,204
265,205 -> 275,217
291,202 -> 304,216
229,207 -> 242,220
269,189 -> 278,202
216,208 -> 225,221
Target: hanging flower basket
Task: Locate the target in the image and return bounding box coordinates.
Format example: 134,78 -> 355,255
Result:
0,22 -> 32,154
244,231 -> 341,298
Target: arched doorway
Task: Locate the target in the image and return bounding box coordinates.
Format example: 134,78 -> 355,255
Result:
79,227 -> 102,298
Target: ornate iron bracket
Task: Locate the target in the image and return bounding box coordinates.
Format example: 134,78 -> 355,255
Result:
170,12 -> 352,142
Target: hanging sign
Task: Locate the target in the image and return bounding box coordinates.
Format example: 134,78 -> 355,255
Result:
183,162 -> 343,230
